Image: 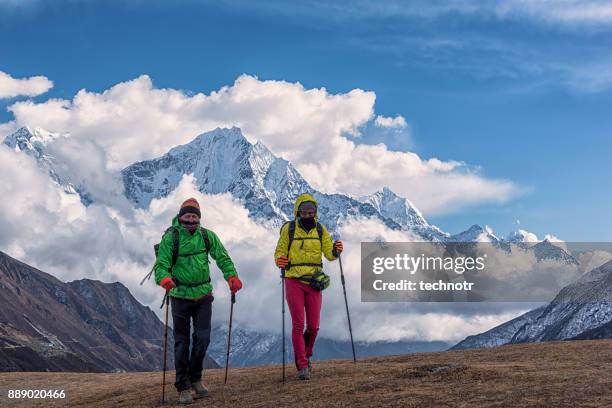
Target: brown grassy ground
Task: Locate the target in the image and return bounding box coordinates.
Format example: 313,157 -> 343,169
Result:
0,339 -> 610,407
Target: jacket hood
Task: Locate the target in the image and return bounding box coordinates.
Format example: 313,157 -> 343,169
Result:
172,215 -> 181,227
294,193 -> 318,220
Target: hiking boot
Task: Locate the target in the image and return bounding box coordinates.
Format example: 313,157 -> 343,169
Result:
298,367 -> 310,380
178,390 -> 193,405
191,381 -> 209,399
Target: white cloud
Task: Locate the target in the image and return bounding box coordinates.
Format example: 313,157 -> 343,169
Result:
542,234 -> 568,252
4,73 -> 520,215
354,311 -> 524,343
0,72 -> 532,341
559,58 -> 612,93
374,114 -> 407,128
0,71 -> 53,99
315,217 -> 536,342
0,162 -> 280,329
5,0 -> 612,25
217,0 -> 612,26
0,153 -> 528,342
517,229 -> 539,243
577,250 -> 612,274
493,0 -> 612,25
0,120 -> 18,139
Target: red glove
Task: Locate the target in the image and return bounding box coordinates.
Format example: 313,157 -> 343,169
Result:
228,276 -> 243,293
334,240 -> 344,254
160,276 -> 176,291
276,256 -> 289,268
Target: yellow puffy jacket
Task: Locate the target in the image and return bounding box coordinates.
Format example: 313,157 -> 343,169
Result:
274,193 -> 338,279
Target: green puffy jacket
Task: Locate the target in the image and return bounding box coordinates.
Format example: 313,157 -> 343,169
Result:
274,193 -> 337,279
154,215 -> 237,299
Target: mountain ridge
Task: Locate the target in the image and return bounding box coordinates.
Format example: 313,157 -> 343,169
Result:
452,259 -> 612,350
3,125 -> 564,245
0,250 -> 218,372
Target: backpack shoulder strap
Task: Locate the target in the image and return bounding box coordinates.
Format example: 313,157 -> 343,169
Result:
316,222 -> 323,247
288,220 -> 296,251
200,226 -> 211,254
168,226 -> 180,269
155,226 -> 180,271
282,220 -> 296,253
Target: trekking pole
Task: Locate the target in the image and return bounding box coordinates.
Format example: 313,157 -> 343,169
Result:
161,293 -> 170,404
140,267 -> 154,286
338,255 -> 357,363
159,291 -> 168,309
281,268 -> 286,384
224,293 -> 236,384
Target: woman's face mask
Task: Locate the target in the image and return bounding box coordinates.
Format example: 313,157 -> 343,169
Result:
299,215 -> 316,230
298,201 -> 317,230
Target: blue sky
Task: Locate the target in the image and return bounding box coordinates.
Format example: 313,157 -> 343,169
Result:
1,0 -> 611,240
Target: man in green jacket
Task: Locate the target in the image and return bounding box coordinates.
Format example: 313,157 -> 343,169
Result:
155,198 -> 242,404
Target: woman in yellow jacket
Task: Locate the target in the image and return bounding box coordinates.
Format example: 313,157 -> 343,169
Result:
274,193 -> 343,380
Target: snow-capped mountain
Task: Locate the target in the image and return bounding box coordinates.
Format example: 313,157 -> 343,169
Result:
121,127 -> 443,237
531,239 -> 578,265
452,259 -> 612,349
4,126 -> 567,247
449,224 -> 500,243
506,229 -> 538,245
3,126 -> 62,157
448,224 -> 579,266
2,126 -> 92,204
360,187 -> 449,241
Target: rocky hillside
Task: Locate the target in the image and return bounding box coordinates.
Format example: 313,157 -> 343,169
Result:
0,250 -> 218,372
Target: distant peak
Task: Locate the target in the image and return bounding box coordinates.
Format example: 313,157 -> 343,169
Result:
5,126 -> 62,144
507,229 -> 539,243
4,126 -> 33,145
194,126 -> 245,139
183,127 -> 251,152
225,126 -> 244,136
16,126 -> 34,136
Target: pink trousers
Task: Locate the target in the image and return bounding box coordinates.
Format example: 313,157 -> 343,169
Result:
284,278 -> 322,369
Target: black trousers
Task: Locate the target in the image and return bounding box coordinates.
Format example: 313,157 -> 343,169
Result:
171,295 -> 213,392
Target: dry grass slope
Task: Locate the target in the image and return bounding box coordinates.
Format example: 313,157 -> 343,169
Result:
0,339 -> 610,407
